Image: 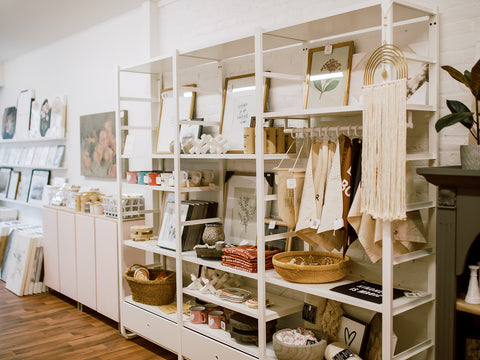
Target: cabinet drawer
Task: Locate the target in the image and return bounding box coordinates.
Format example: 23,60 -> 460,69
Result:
122,300 -> 179,353
182,328 -> 256,360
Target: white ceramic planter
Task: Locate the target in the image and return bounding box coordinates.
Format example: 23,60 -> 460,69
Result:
460,144 -> 480,170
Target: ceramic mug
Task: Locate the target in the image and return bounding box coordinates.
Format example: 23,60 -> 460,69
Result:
208,310 -> 225,329
188,170 -> 202,187
201,170 -> 215,186
190,306 -> 207,324
204,303 -> 220,314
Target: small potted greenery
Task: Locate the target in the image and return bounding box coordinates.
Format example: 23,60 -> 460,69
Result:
435,59 -> 480,169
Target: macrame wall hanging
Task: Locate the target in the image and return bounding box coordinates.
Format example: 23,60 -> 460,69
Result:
361,44 -> 408,221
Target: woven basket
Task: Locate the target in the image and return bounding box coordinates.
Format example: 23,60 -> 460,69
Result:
272,251 -> 350,284
124,267 -> 176,306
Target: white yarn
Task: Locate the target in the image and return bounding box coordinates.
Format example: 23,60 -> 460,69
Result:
361,79 -> 406,221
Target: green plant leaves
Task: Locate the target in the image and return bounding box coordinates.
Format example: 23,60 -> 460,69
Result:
324,79 -> 340,92
471,59 -> 480,99
435,112 -> 475,132
442,65 -> 473,92
447,100 -> 474,128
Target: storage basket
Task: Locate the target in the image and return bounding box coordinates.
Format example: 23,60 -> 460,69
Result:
273,328 -> 328,360
124,267 -> 176,306
102,195 -> 145,219
272,251 -> 350,284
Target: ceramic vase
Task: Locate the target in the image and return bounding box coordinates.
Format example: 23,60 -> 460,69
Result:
465,265 -> 480,304
202,223 -> 225,246
460,145 -> 480,170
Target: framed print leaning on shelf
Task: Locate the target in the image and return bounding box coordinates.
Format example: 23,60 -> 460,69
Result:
220,74 -> 270,153
223,174 -> 271,245
2,106 -> 17,139
0,168 -> 12,198
157,193 -> 190,251
336,315 -> 368,356
53,145 -> 65,167
27,169 -> 50,205
6,171 -> 20,200
304,41 -> 354,109
155,85 -> 196,153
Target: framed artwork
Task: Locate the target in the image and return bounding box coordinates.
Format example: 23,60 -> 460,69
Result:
0,167 -> 12,198
80,111 -> 119,178
2,107 -> 17,139
304,41 -> 354,109
220,74 -> 270,153
16,173 -> 31,202
16,90 -> 34,138
180,118 -> 203,145
27,169 -> 50,204
39,99 -> 51,137
337,315 -> 368,356
49,96 -> 67,138
155,85 -> 196,153
53,145 -> 65,167
224,175 -> 271,245
7,171 -> 20,200
157,194 -> 190,250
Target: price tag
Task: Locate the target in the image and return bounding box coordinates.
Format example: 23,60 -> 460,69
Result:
325,44 -> 333,55
286,178 -> 296,189
333,218 -> 344,230
268,220 -> 276,229
309,218 -> 320,229
275,174 -> 279,185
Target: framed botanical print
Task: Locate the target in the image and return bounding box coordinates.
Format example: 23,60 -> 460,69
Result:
223,175 -> 271,245
304,41 -> 354,109
157,194 -> 190,251
155,85 -> 196,153
27,169 -> 50,205
220,74 -> 270,153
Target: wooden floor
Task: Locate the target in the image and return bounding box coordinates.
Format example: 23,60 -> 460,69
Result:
0,281 -> 177,360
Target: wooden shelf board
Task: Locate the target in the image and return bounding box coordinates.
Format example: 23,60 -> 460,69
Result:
183,286 -> 302,322
457,298 -> 480,316
123,240 -> 178,258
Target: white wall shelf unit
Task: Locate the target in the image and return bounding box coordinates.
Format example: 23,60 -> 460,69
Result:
116,1 -> 438,359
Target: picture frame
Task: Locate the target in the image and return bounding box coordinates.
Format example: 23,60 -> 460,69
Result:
53,145 -> 65,167
224,174 -> 271,245
304,41 -> 354,109
179,118 -> 203,146
157,193 -> 190,250
6,171 -> 20,200
155,85 -> 196,153
16,173 -> 31,202
27,169 -> 50,204
337,315 -> 368,355
39,99 -> 51,137
2,107 -> 17,140
0,167 -> 12,198
17,89 -> 35,138
80,111 -> 118,178
220,74 -> 270,153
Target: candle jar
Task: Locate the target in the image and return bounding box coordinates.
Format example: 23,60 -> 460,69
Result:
202,223 -> 225,246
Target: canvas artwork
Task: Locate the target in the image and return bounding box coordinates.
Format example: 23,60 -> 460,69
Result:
2,107 -> 17,139
27,169 -> 50,204
80,111 -> 117,178
157,200 -> 189,250
337,315 -> 368,356
39,99 -> 51,137
4,231 -> 36,296
16,90 -> 34,138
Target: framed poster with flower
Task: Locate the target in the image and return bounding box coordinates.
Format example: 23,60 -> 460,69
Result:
80,111 -> 126,178
304,41 -> 354,109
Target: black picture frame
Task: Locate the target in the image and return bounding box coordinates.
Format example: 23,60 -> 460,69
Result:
27,169 -> 50,204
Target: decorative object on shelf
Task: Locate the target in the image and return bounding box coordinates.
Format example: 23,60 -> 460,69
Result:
272,251 -> 349,283
130,225 -> 154,241
215,287 -> 252,303
52,145 -> 65,167
229,313 -> 276,345
183,134 -> 228,154
0,167 -> 12,198
16,89 -> 34,138
362,44 -> 408,221
465,265 -> 480,304
155,85 -> 196,153
80,111 -> 122,178
189,305 -> 208,324
187,170 -> 202,187
2,106 -> 17,140
186,273 -> 203,291
434,59 -> 480,169
193,244 -> 223,259
101,194 -> 145,219
245,297 -> 271,309
336,315 -> 368,356
363,313 -> 397,360
180,118 -> 203,146
330,280 -> 404,304
224,174 -> 271,245
208,310 -> 225,329
304,41 -> 354,109
220,73 -> 270,152
221,244 -> 278,273
325,342 -> 362,360
47,96 -> 67,138
6,171 -> 20,200
26,169 -> 51,205
39,99 -> 51,137
273,328 -> 328,360
202,223 -> 225,246
124,265 -> 176,306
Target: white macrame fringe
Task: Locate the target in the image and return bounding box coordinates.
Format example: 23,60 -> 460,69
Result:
361,79 -> 406,221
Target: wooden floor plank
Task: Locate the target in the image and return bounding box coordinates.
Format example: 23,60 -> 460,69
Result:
0,281 -> 177,360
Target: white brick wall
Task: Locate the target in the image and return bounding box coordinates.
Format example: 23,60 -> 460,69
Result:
157,0 -> 480,165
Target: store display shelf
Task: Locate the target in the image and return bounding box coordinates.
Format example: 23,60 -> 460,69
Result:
183,286 -> 302,322
456,298 -> 480,316
393,248 -> 433,265
0,198 -> 42,209
406,152 -> 436,161
123,295 -> 178,323
406,201 -> 435,212
183,324 -> 276,359
181,251 -> 258,280
122,183 -> 219,192
265,270 -> 434,314
120,54 -> 172,75
123,240 -> 177,258
0,137 -> 66,144
180,153 -> 293,160
119,96 -> 160,103
0,164 -> 66,170
392,338 -> 434,360
120,125 -> 156,130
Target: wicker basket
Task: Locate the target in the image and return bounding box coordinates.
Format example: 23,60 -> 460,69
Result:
272,251 -> 350,284
124,267 -> 176,306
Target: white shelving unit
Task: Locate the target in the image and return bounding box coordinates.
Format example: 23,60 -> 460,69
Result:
116,1 -> 438,359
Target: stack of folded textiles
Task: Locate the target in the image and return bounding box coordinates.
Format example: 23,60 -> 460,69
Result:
221,245 -> 279,273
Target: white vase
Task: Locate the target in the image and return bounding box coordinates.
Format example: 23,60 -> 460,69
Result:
465,265 -> 480,304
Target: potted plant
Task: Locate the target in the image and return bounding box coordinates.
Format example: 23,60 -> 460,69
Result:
435,59 -> 480,169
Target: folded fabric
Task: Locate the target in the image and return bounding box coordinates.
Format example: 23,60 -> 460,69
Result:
222,245 -> 278,260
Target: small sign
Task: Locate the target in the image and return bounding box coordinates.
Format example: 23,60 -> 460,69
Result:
268,220 -> 276,229
325,44 -> 333,55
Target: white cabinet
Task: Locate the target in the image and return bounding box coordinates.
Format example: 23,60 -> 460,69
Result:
42,207 -> 60,291
57,210 -> 77,301
76,213 -> 96,310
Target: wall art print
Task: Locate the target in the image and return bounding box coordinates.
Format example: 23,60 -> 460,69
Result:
304,41 -> 354,108
39,99 -> 51,137
2,107 -> 17,139
80,111 -> 124,178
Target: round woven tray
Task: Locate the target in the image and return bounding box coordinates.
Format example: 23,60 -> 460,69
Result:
124,268 -> 176,306
272,251 -> 350,284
